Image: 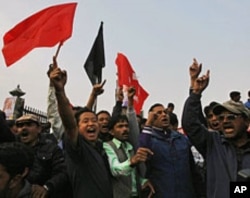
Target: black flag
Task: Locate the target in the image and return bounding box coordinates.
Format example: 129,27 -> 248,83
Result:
84,22 -> 105,85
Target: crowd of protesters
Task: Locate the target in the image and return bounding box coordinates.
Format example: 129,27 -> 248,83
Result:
0,57 -> 250,198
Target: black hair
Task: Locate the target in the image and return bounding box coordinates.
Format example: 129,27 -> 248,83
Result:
108,114 -> 128,130
74,107 -> 96,124
169,112 -> 179,126
72,106 -> 85,111
96,110 -> 111,118
0,142 -> 34,178
167,102 -> 175,108
204,101 -> 219,117
148,103 -> 164,112
230,91 -> 241,99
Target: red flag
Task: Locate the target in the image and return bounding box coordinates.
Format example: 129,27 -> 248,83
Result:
2,2 -> 77,66
115,53 -> 149,114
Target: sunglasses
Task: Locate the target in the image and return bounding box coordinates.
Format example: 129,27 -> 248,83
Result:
217,114 -> 240,121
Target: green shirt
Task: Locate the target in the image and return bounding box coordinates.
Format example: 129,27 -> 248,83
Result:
103,138 -> 147,195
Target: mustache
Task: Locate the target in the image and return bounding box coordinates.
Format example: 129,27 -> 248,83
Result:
121,131 -> 129,135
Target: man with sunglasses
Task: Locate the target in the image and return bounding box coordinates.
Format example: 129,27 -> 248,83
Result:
213,101 -> 250,139
182,58 -> 250,198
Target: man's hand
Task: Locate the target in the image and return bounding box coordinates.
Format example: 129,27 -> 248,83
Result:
145,111 -> 157,127
116,87 -> 124,102
193,70 -> 210,94
31,184 -> 49,198
189,58 -> 202,88
91,79 -> 106,97
47,64 -> 54,87
141,180 -> 155,198
130,147 -> 153,166
49,56 -> 67,93
127,86 -> 136,108
127,86 -> 136,100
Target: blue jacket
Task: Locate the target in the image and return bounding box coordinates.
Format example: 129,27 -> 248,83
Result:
139,126 -> 196,198
182,93 -> 250,198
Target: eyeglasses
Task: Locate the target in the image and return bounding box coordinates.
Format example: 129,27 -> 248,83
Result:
217,114 -> 240,121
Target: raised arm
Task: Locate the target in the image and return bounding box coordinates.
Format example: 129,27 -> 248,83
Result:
126,87 -> 140,149
182,58 -> 210,156
189,58 -> 202,90
47,65 -> 65,141
111,87 -> 124,117
189,58 -> 207,127
49,57 -> 78,144
85,80 -> 106,111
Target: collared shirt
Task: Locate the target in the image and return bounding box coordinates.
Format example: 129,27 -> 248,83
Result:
103,138 -> 146,195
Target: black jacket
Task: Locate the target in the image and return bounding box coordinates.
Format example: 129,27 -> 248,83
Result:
182,93 -> 250,198
0,110 -> 15,143
27,133 -> 72,198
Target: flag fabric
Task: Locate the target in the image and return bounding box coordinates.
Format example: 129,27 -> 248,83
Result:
115,53 -> 149,114
84,22 -> 105,85
2,2 -> 77,67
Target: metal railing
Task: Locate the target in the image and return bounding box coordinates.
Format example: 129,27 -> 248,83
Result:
23,105 -> 47,123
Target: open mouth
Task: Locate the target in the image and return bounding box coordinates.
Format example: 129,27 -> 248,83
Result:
87,128 -> 96,134
223,125 -> 234,134
162,118 -> 169,124
101,125 -> 109,131
211,122 -> 219,128
21,131 -> 29,137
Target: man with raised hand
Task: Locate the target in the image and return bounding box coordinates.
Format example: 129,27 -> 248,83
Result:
49,57 -> 113,198
182,58 -> 250,198
104,87 -> 155,197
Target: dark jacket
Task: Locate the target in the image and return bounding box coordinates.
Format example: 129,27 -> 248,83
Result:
64,135 -> 113,198
27,133 -> 71,198
139,126 -> 196,198
182,93 -> 250,198
17,180 -> 32,198
0,110 -> 15,143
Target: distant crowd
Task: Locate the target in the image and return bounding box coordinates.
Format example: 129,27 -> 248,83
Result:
0,57 -> 250,198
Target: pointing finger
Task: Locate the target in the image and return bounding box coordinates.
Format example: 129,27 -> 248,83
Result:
101,79 -> 106,87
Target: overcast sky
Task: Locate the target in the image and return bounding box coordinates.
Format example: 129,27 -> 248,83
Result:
1,0 -> 250,122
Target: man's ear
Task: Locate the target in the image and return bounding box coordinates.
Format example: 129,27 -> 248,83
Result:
21,167 -> 29,178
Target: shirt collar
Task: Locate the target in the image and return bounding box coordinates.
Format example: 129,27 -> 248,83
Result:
112,138 -> 133,150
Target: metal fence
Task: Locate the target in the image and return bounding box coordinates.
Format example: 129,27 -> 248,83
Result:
23,105 -> 47,123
